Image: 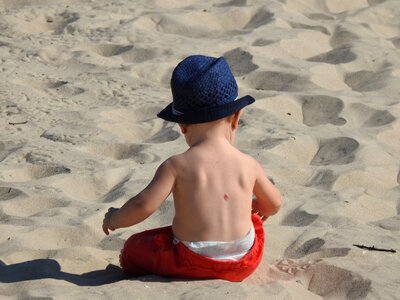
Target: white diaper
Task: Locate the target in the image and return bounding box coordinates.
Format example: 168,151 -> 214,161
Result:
173,225 -> 255,261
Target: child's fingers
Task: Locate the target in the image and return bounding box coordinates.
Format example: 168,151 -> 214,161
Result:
102,223 -> 109,235
108,207 -> 118,214
252,209 -> 268,222
103,207 -> 118,235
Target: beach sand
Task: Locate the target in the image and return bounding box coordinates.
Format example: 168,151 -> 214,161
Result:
1,0 -> 399,298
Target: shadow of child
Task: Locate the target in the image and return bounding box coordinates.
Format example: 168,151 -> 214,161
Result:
0,259 -> 127,286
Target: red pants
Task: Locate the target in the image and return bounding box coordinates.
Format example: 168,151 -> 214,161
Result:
119,214 -> 264,282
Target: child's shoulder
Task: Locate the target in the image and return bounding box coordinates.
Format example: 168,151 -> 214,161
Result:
234,148 -> 259,165
164,149 -> 203,169
163,146 -> 260,171
161,152 -> 188,171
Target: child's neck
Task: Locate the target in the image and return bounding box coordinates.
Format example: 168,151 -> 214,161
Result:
185,120 -> 235,147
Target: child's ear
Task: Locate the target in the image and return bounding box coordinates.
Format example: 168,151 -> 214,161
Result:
231,109 -> 243,130
178,123 -> 188,134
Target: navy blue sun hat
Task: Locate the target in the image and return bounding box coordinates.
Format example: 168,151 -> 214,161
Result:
157,55 -> 255,124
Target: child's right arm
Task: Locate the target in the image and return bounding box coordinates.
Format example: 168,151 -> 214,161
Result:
102,159 -> 176,235
252,160 -> 282,221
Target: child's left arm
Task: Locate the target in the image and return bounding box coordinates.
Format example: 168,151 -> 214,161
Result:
102,159 -> 176,235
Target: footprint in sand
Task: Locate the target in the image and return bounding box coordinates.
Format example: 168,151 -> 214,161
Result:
273,258 -> 372,299
40,122 -> 104,145
223,48 -> 258,76
78,142 -> 160,164
284,236 -> 351,260
49,81 -> 85,98
0,164 -> 71,182
1,196 -> 68,218
5,9 -> 79,35
281,207 -> 319,227
246,71 -> 311,92
155,7 -> 273,38
0,186 -> 24,201
344,69 -> 391,92
36,45 -> 74,63
306,169 -> 338,190
98,109 -> 180,143
306,263 -> 371,299
241,8 -> 274,30
237,136 -> 287,150
25,151 -> 55,165
85,44 -> 159,63
88,44 -> 133,57
311,137 -> 359,166
272,258 -> 371,298
350,103 -> 395,127
288,21 -> 329,35
285,237 -> 325,259
51,168 -> 130,203
307,46 -> 357,64
16,78 -> 85,98
145,123 -> 181,143
330,26 -> 359,48
0,141 -> 24,163
0,209 -> 35,227
301,95 -> 346,127
47,11 -> 80,34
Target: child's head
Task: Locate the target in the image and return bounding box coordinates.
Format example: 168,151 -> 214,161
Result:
157,55 -> 255,125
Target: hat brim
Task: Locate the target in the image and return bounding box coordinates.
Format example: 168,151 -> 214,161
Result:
157,95 -> 255,124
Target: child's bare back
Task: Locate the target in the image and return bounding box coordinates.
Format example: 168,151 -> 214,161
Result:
171,120 -> 279,242
172,133 -> 255,242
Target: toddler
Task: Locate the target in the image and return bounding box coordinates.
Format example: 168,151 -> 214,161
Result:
102,55 -> 282,282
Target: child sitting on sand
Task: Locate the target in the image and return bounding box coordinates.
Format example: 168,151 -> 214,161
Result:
102,55 -> 282,282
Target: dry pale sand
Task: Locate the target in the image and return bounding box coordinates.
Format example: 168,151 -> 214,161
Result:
1,0 -> 400,299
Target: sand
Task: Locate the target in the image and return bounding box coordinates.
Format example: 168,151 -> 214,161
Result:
0,0 -> 399,299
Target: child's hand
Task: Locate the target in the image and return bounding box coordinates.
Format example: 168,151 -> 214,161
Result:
102,207 -> 119,235
251,199 -> 268,222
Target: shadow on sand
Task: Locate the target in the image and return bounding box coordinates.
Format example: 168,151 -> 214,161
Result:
0,259 -> 128,286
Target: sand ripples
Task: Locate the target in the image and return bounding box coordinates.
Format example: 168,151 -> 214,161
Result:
1,0 -> 399,298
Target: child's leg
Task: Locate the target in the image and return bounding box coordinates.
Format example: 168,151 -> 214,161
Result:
119,225 -> 177,276
119,246 -> 149,276
119,214 -> 265,281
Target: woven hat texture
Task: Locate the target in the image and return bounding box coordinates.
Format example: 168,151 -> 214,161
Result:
157,55 -> 254,124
